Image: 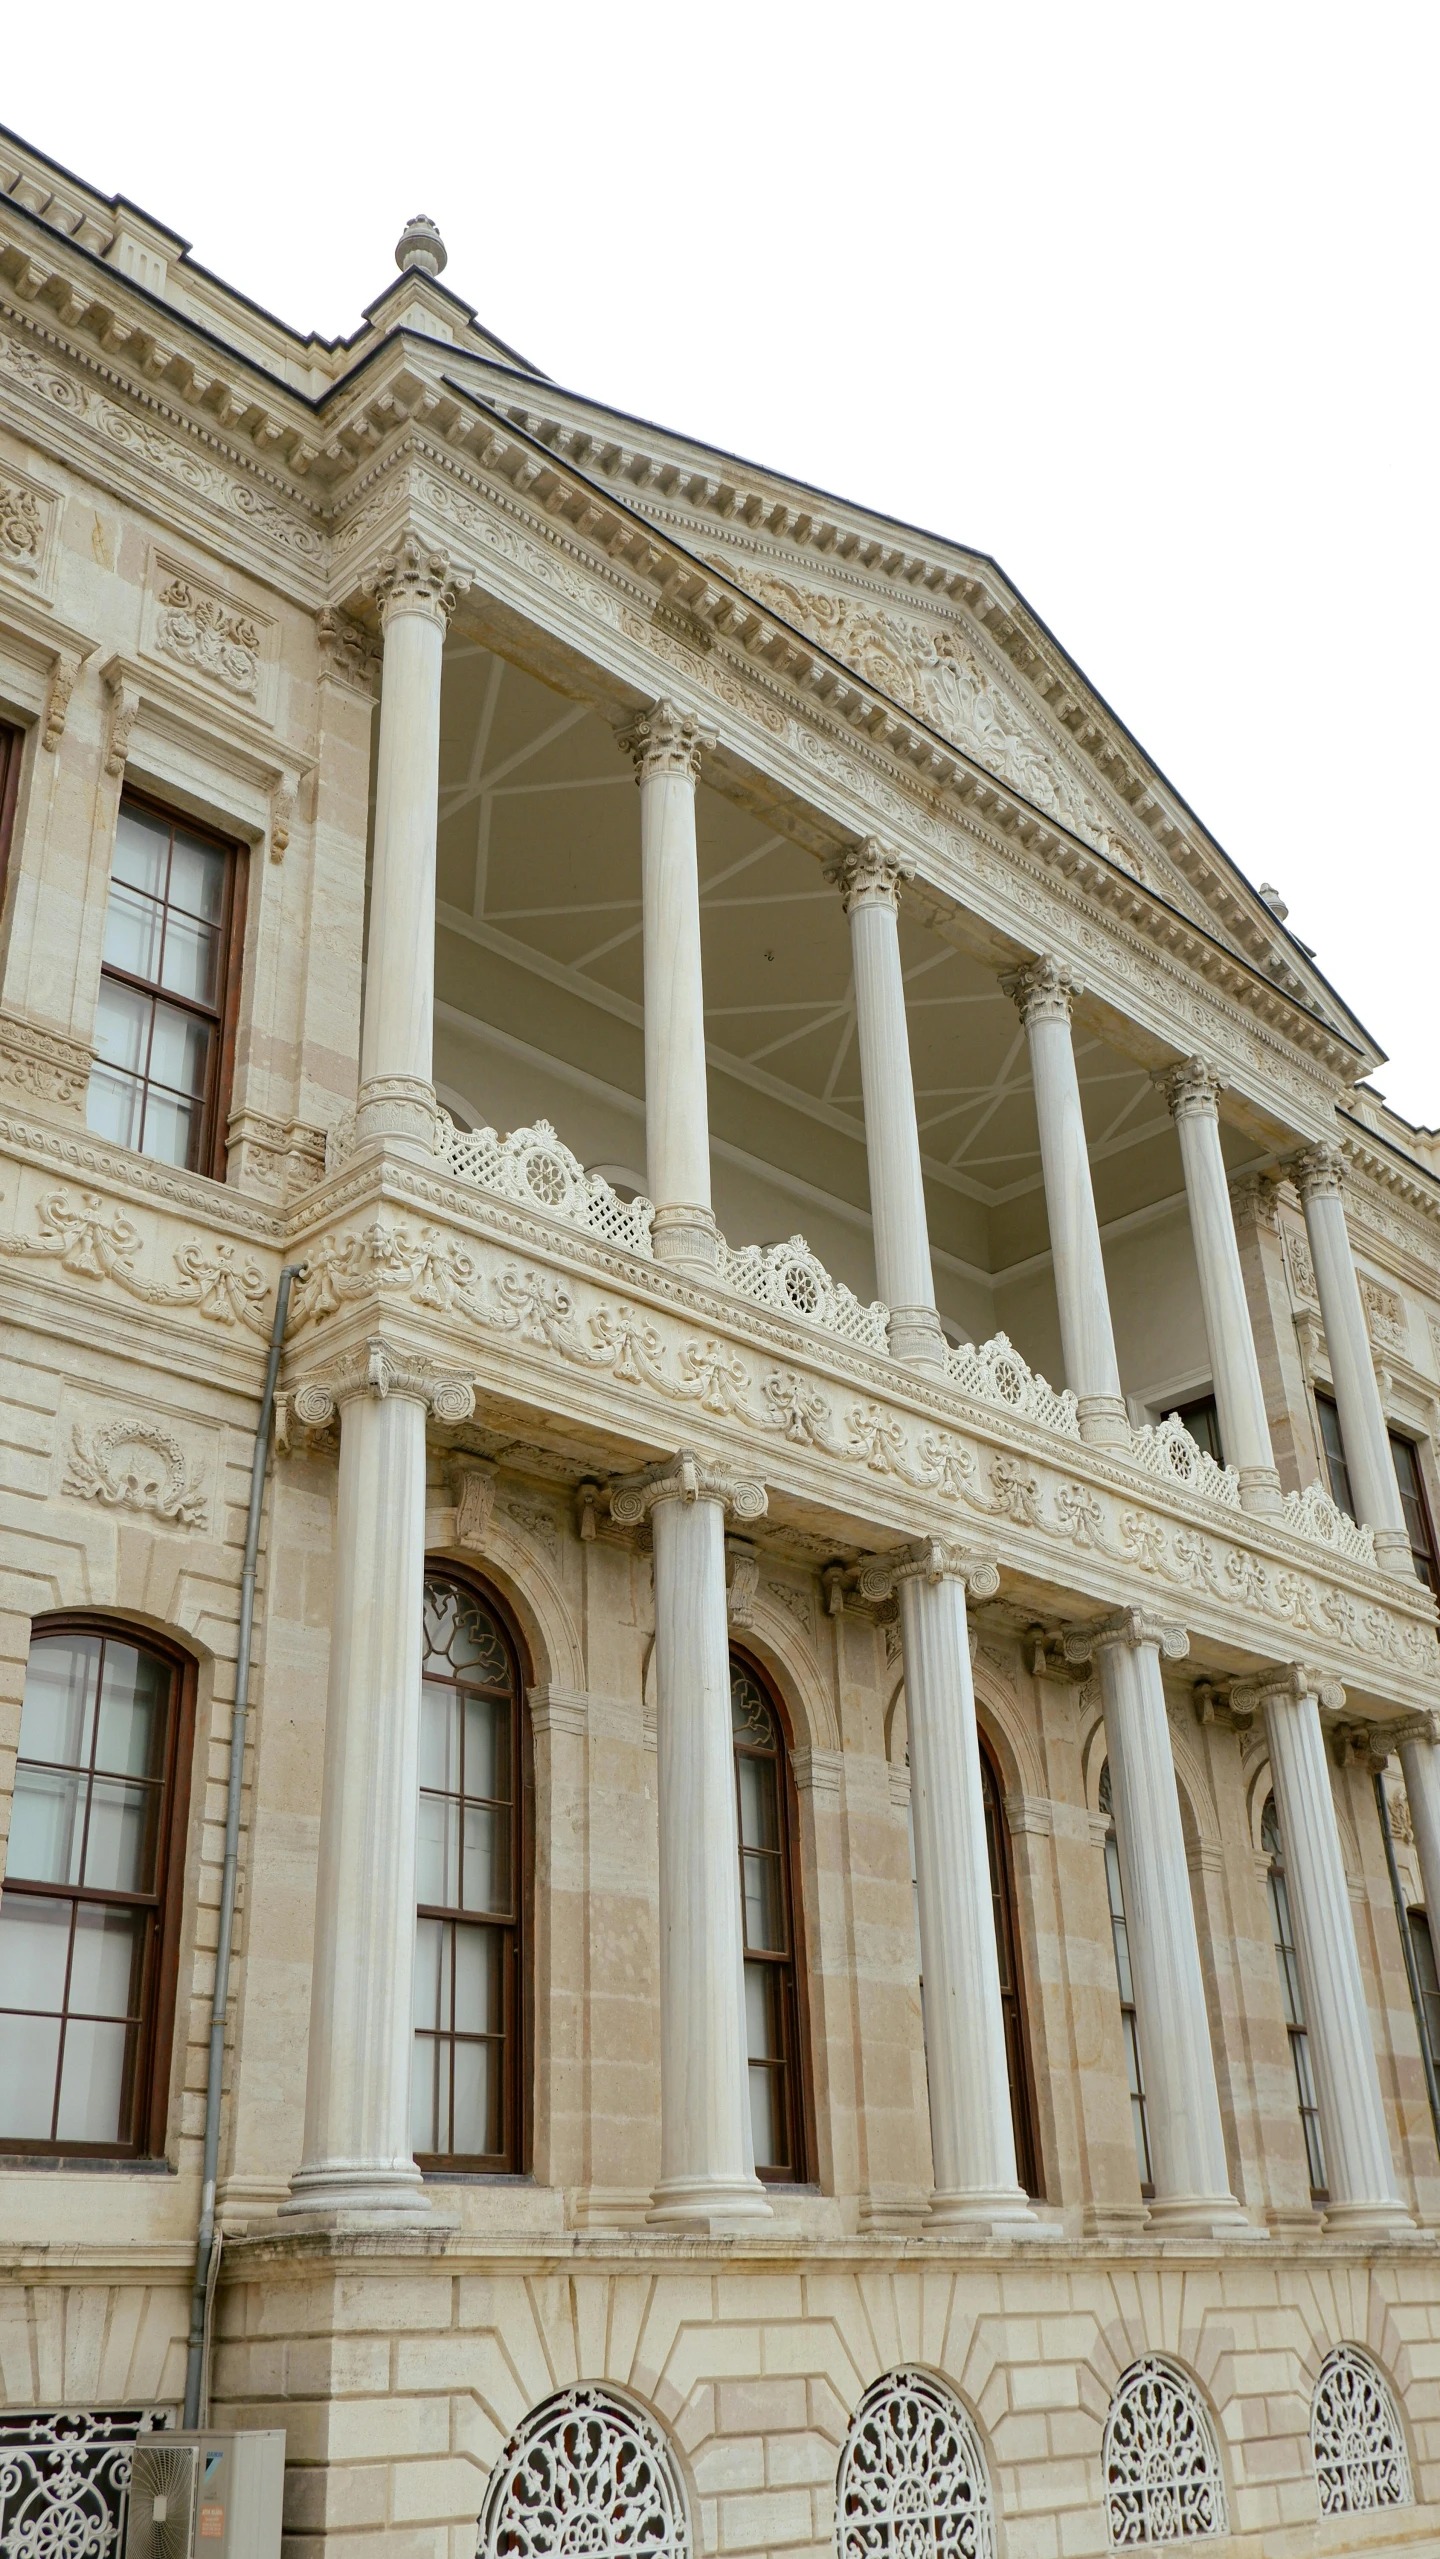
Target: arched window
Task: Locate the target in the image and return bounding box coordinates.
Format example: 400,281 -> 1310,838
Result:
1099,1760 -> 1152,2194
478,2386 -> 689,2559
979,1740 -> 1041,2197
1310,2344 -> 1412,2514
0,1620 -> 194,2155
1261,1791 -> 1327,2199
1103,2356 -> 1227,2544
836,2368 -> 994,2559
731,1653 -> 811,2182
412,1573 -> 530,2173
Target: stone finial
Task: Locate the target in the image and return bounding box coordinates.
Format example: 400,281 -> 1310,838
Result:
395,215 -> 447,277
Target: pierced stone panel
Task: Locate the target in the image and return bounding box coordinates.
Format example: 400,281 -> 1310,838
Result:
477,2386 -> 690,2559
0,2407 -> 172,2559
1310,2344 -> 1412,2516
835,2368 -> 995,2559
1103,2357 -> 1227,2545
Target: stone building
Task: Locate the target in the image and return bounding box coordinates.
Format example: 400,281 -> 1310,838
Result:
3,115 -> 1440,2559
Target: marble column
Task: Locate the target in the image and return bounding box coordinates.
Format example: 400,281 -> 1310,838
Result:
1294,1145 -> 1412,1575
1004,957 -> 1128,1448
824,841 -> 945,1369
1397,1712 -> 1440,1955
1238,1665 -> 1411,2231
1158,1058 -> 1282,1513
616,701 -> 720,1277
354,540 -> 467,1156
1067,1609 -> 1248,2231
611,1450 -> 772,2229
283,1339 -> 475,2221
861,1540 -> 1035,2227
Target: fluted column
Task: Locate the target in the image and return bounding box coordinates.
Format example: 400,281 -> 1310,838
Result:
1158,1058 -> 1282,1513
611,1450 -> 771,2229
283,1339 -> 475,2221
1067,1609 -> 1248,2231
354,539 -> 468,1155
616,701 -> 720,1276
825,842 -> 945,1369
862,1540 -> 1035,2227
1237,1665 -> 1411,2230
1293,1147 -> 1412,1574
1004,957 -> 1128,1448
1397,1713 -> 1440,1957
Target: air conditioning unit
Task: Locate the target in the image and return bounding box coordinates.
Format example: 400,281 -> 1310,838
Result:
125,2432 -> 285,2559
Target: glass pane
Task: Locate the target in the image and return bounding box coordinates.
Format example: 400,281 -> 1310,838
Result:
447,1602 -> 509,1685
112,803 -> 170,898
0,1892 -> 72,2008
409,2032 -> 442,2155
412,1916 -> 447,2030
416,1795 -> 460,1908
158,910 -> 220,1006
745,1959 -> 778,2061
464,1693 -> 509,1805
93,978 -> 152,1075
1318,1397 -> 1354,1519
146,1001 -> 211,1100
103,880 -> 165,982
94,1644 -> 168,1778
18,1636 -> 101,1774
56,2016 -> 132,2143
138,1085 -> 199,1172
419,1685 -> 460,1795
1409,1910 -> 1440,2002
86,1062 -> 146,1151
6,1767 -> 85,1884
167,831 -> 226,924
741,1849 -> 784,1953
0,2012 -> 61,2139
452,2036 -> 501,2156
748,2060 -> 780,2172
82,1779 -> 158,1894
452,1926 -> 502,2036
737,1751 -> 779,1853
461,1803 -> 508,1915
68,1905 -> 144,2018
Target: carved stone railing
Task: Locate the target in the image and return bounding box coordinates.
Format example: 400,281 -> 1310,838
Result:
1278,1478 -> 1378,1567
943,1332 -> 1080,1438
435,1116 -> 657,1257
716,1233 -> 890,1354
1129,1413 -> 1242,1508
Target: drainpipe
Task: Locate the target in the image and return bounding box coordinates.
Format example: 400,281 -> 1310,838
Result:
183,1264 -> 305,2429
1373,1766 -> 1440,2160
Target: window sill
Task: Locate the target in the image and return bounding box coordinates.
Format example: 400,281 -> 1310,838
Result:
0,2154 -> 177,2174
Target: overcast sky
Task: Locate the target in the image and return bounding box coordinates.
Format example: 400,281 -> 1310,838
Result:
8,4 -> 1435,1122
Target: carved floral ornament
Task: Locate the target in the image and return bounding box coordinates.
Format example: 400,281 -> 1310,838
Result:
1155,1054 -> 1224,1119
0,472 -> 45,571
1001,952 -> 1082,1027
0,1185 -> 273,1330
614,696 -> 717,785
823,838 -> 913,914
155,576 -> 261,698
62,1418 -> 208,1528
362,535 -> 469,630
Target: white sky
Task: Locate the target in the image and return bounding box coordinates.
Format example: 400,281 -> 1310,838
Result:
8,2 -> 1435,1122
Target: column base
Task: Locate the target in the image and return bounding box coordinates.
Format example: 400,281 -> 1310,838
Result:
1143,2192 -> 1255,2238
280,2161 -> 431,2225
1078,1394 -> 1132,1450
1321,2199 -> 1416,2236
1373,1526 -> 1418,1579
647,2173 -> 773,2233
926,2188 -> 1040,2235
651,1205 -> 720,1278
887,1305 -> 947,1369
354,1075 -> 439,1159
1237,1465 -> 1284,1516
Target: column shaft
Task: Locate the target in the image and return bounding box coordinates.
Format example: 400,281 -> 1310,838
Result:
1399,1730 -> 1440,1952
1262,1677 -> 1409,2229
620,702 -> 719,1274
1297,1149 -> 1411,1573
1162,1061 -> 1280,1511
1089,1618 -> 1247,2229
828,844 -> 943,1368
1005,960 -> 1127,1447
897,1564 -> 1034,2224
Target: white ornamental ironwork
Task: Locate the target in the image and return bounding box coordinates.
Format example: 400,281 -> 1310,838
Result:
1127,1415 -> 1241,1509
717,1235 -> 890,1353
944,1332 -> 1080,1439
1103,2357 -> 1228,2545
0,2407 -> 173,2559
1310,2345 -> 1412,2515
835,2368 -> 995,2559
477,2386 -> 690,2559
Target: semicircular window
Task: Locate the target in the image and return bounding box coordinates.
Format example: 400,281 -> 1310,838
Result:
1103,2356 -> 1227,2544
835,2368 -> 994,2559
478,2386 -> 689,2559
1311,2344 -> 1411,2515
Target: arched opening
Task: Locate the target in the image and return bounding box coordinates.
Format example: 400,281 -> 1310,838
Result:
730,1648 -> 814,2183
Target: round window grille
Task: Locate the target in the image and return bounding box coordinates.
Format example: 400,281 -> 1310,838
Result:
1103,2356 -> 1227,2545
835,2368 -> 994,2559
784,1265 -> 821,1315
478,2387 -> 689,2559
1311,2345 -> 1411,2515
524,1152 -> 569,1208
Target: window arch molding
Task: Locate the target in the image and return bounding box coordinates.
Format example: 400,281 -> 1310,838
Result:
1102,2353 -> 1229,2545
1310,2342 -> 1413,2515
477,2382 -> 692,2559
835,2365 -> 996,2559
0,1610 -> 199,2158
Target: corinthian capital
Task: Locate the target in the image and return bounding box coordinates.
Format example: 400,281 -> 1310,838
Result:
1000,953 -> 1082,1026
614,698 -> 717,784
823,839 -> 913,915
291,1335 -> 476,1426
609,1446 -> 767,1527
1064,1605 -> 1188,1664
857,1538 -> 1000,1602
1155,1055 -> 1223,1120
363,537 -> 469,631
1292,1143 -> 1345,1203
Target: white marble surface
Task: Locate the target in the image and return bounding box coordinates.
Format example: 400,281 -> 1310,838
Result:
840,855 -> 944,1369
356,570 -> 449,1156
1399,1730 -> 1440,1959
1015,978 -> 1127,1446
1168,1071 -> 1282,1511
627,705 -> 718,1272
1300,1171 -> 1412,1573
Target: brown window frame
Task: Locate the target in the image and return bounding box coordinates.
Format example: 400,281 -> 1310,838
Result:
731,1649 -> 815,2186
1172,1392 -> 1223,1466
413,1566 -> 533,2178
1261,1790 -> 1329,2201
979,1736 -> 1044,2199
0,719 -> 21,926
1388,1431 -> 1439,1593
0,1614 -> 196,2162
89,787 -> 247,1184
1098,1758 -> 1154,2197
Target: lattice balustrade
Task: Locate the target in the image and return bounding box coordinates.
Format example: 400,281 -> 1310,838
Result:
1102,2357 -> 1228,2544
716,1234 -> 890,1352
477,2387 -> 689,2559
1127,1414 -> 1241,1508
1279,1481 -> 1378,1568
1310,2345 -> 1412,2515
437,1117 -> 657,1257
835,2368 -> 995,2559
0,2407 -> 172,2559
944,1331 -> 1081,1438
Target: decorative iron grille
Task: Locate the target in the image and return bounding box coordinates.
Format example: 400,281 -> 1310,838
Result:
0,2407 -> 172,2559
477,2387 -> 689,2559
1103,2357 -> 1227,2545
1310,2345 -> 1412,2515
835,2368 -> 994,2559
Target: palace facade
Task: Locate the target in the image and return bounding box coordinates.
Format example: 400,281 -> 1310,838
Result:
2,122 -> 1440,2559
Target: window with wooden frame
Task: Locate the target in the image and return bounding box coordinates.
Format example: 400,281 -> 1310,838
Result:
1261,1790 -> 1328,2200
1315,1390 -> 1354,1519
412,1572 -> 531,2174
1172,1392 -> 1223,1465
1389,1433 -> 1439,1592
0,719 -> 21,923
1407,1907 -> 1440,2068
731,1653 -> 813,2183
86,791 -> 246,1181
979,1740 -> 1043,2197
0,1619 -> 194,2157
1098,1759 -> 1153,2195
